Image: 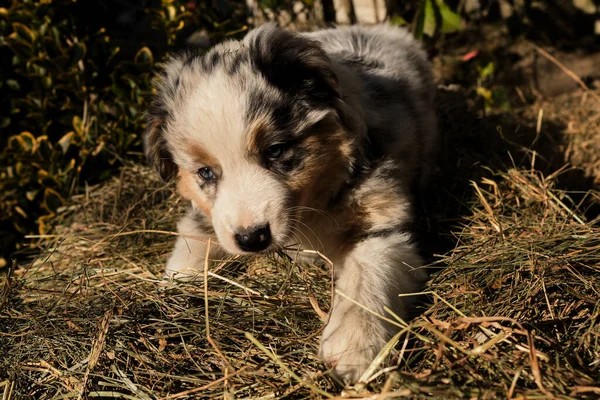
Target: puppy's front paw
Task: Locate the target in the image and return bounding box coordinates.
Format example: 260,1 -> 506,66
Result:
319,312 -> 388,385
163,249 -> 204,281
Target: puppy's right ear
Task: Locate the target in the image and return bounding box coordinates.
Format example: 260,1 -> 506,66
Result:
144,98 -> 177,182
144,56 -> 188,182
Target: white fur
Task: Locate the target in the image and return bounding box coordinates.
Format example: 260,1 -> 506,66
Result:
320,234 -> 427,383
164,209 -> 225,279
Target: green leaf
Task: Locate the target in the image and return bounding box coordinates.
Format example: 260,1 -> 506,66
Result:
5,79 -> 20,91
166,5 -> 176,21
58,131 -> 75,153
41,76 -> 52,89
479,62 -> 495,80
39,19 -> 49,37
37,171 -> 59,189
14,206 -> 28,219
38,214 -> 54,234
9,131 -> 36,152
389,15 -> 408,26
67,42 -> 86,69
423,0 -> 437,37
60,158 -> 76,176
72,115 -> 84,136
26,190 -> 39,201
416,0 -> 462,38
51,55 -> 70,72
436,0 -> 462,33
476,87 -> 492,102
123,133 -> 137,149
6,34 -> 33,58
135,47 -> 153,65
44,36 -> 64,57
12,22 -> 36,43
174,20 -> 185,31
107,46 -> 121,65
33,135 -> 53,160
492,86 -> 511,111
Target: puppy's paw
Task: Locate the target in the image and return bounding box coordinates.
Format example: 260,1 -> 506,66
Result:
163,266 -> 203,281
163,246 -> 205,281
319,313 -> 387,385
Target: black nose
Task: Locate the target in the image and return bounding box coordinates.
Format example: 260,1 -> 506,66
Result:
234,224 -> 272,252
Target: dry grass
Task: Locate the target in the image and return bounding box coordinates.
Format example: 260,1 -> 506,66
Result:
2,80 -> 600,399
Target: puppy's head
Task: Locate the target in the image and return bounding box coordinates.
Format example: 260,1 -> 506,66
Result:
145,24 -> 361,254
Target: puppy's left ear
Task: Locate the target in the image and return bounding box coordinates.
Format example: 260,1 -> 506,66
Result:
144,99 -> 177,182
246,23 -> 339,103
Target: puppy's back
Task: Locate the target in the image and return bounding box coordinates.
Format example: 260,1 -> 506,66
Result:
306,25 -> 431,89
306,25 -> 438,186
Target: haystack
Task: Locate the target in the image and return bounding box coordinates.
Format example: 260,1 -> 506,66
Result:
2,76 -> 600,399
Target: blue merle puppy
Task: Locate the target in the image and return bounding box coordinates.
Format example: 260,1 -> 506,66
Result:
144,23 -> 438,384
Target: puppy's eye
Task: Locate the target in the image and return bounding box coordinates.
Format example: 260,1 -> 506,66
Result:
197,167 -> 216,182
265,144 -> 284,160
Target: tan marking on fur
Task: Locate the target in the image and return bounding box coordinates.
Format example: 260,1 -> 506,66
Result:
338,140 -> 354,160
288,118 -> 355,208
177,170 -> 212,217
189,143 -> 220,168
246,116 -> 275,154
329,179 -> 408,257
361,190 -> 406,227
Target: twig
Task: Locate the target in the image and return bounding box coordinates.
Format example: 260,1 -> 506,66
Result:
300,249 -> 336,326
245,332 -> 333,398
527,330 -> 556,399
533,45 -> 600,103
78,309 -> 113,399
160,367 -> 249,400
203,238 -> 233,372
1,380 -> 15,400
206,271 -> 266,298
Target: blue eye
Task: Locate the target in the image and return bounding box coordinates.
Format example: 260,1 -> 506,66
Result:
265,144 -> 284,160
197,167 -> 215,182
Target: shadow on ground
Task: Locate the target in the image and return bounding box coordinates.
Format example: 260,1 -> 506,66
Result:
416,85 -> 599,262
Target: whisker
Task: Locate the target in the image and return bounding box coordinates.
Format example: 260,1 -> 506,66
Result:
289,218 -> 324,251
287,206 -> 338,227
289,224 -> 316,251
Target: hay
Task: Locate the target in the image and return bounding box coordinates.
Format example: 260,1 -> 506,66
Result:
2,87 -> 600,399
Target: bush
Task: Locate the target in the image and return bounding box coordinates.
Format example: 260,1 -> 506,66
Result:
0,0 -> 248,265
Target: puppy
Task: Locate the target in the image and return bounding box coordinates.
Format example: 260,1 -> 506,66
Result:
144,23 -> 437,384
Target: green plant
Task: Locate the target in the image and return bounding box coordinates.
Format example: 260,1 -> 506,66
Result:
414,0 -> 462,38
0,0 -> 196,265
475,61 -> 511,112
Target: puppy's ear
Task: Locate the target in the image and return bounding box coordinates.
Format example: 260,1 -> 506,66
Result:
144,57 -> 188,182
144,99 -> 177,182
247,23 -> 339,103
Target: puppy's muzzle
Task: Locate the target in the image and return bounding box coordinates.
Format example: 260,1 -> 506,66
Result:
234,223 -> 272,252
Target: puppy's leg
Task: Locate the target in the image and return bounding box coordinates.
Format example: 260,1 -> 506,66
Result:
319,233 -> 428,384
164,209 -> 225,280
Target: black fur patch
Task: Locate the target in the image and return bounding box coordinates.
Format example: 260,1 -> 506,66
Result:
183,52 -> 202,68
247,25 -> 340,107
361,225 -> 410,240
225,50 -> 249,75
265,143 -> 306,175
246,90 -> 304,139
191,211 -> 215,234
201,50 -> 221,73
144,95 -> 176,182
